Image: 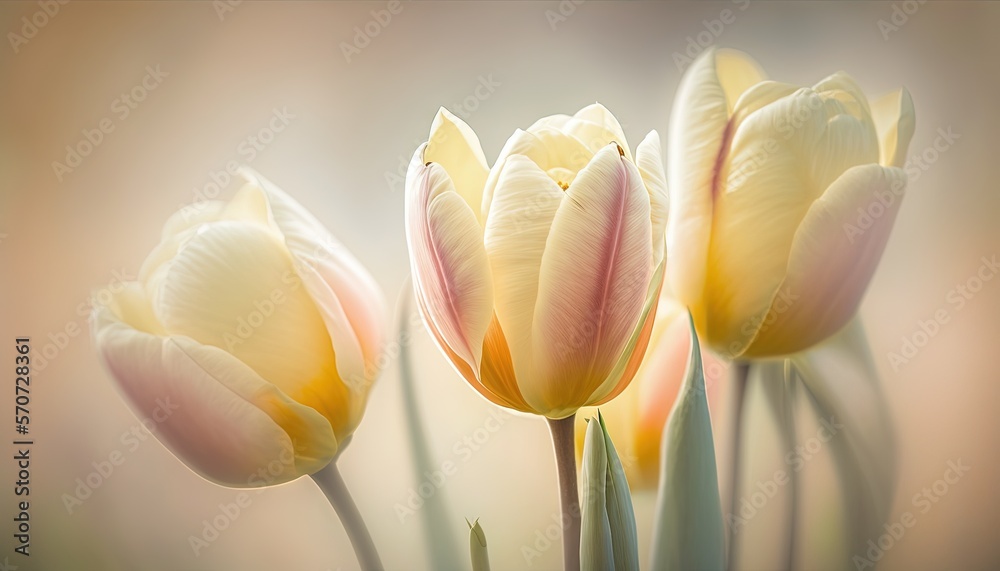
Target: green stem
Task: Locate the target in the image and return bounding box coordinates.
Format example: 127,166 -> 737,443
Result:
311,462 -> 384,571
727,362 -> 750,571
547,414 -> 581,571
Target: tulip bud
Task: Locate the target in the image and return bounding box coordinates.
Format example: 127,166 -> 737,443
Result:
91,168 -> 386,487
667,48 -> 915,358
468,518 -> 491,571
580,412 -> 639,571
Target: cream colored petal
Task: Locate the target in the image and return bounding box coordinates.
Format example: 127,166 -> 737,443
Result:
569,102 -> 632,159
237,169 -> 386,395
139,201 -> 228,285
147,221 -> 347,433
743,164 -> 906,357
702,89 -> 827,355
666,47 -> 762,310
529,145 -> 652,415
813,71 -> 872,119
406,153 -> 494,378
871,87 -> 916,168
92,302 -> 337,486
425,108 -> 490,217
482,127 -> 593,218
635,131 -> 669,264
483,155 -> 564,392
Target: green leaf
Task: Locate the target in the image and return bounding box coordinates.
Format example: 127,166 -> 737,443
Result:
580,412 -> 639,571
651,312 -> 725,571
467,518 -> 491,571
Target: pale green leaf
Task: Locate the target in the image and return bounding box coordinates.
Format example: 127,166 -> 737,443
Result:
651,312 -> 725,571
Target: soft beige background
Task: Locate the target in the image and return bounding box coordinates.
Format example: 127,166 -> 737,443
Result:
1,1 -> 997,570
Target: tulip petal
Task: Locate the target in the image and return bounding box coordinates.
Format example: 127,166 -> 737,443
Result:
635,131 -> 669,264
790,319 -> 897,566
651,313 -> 726,571
705,87 -> 876,355
406,153 -> 494,379
529,145 -> 652,416
530,107 -> 631,160
148,220 -> 350,422
236,169 -> 386,393
483,155 -> 564,388
666,48 -> 763,311
813,71 -> 873,119
744,164 -> 906,356
93,301 -> 337,486
871,87 -> 916,168
425,108 -> 490,217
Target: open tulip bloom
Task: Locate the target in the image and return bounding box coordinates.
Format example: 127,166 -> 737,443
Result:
404,103 -> 668,569
92,168 -> 387,570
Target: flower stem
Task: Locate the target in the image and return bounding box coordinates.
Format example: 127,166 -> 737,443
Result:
311,462 -> 384,571
727,362 -> 750,571
547,414 -> 581,571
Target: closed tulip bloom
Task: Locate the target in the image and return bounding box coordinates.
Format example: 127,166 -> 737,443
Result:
667,48 -> 916,358
92,168 -> 386,487
405,105 -> 668,419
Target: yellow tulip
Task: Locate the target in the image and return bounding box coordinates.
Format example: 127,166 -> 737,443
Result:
576,300 -> 726,490
405,105 -> 668,419
91,168 -> 386,487
667,48 -> 915,358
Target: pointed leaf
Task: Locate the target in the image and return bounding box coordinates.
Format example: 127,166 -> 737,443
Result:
651,313 -> 725,571
468,518 -> 491,571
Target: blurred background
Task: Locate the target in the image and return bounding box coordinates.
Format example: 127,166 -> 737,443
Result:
1,1 -> 998,570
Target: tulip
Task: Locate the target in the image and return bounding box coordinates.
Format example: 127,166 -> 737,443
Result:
405,104 -> 668,419
575,299 -> 726,491
91,168 -> 386,487
667,48 -> 915,358
405,104 -> 668,571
